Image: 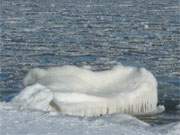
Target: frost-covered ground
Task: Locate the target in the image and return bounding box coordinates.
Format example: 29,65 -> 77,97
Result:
0,103 -> 180,135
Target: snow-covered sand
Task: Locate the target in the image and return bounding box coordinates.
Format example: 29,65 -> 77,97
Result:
12,65 -> 161,116
0,103 -> 179,135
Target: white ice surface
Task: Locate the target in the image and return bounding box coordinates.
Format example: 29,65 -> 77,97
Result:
12,65 -> 161,116
0,103 -> 179,135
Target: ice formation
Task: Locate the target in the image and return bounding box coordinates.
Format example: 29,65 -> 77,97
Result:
12,65 -> 160,116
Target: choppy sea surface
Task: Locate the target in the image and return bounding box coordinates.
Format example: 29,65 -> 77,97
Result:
1,0 -> 180,125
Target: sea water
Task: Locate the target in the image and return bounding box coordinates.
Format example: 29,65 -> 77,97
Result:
1,0 -> 180,125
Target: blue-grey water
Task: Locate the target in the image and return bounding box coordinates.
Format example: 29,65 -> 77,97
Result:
1,0 -> 180,125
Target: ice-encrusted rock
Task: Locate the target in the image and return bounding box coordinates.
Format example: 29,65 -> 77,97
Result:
12,65 -> 162,116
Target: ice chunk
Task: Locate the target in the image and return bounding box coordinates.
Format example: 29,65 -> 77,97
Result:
13,65 -> 161,116
12,84 -> 53,111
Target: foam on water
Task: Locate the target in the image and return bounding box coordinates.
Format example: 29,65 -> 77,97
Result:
12,65 -> 162,116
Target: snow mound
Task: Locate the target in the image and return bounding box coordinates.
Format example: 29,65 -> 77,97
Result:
12,65 -> 161,116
